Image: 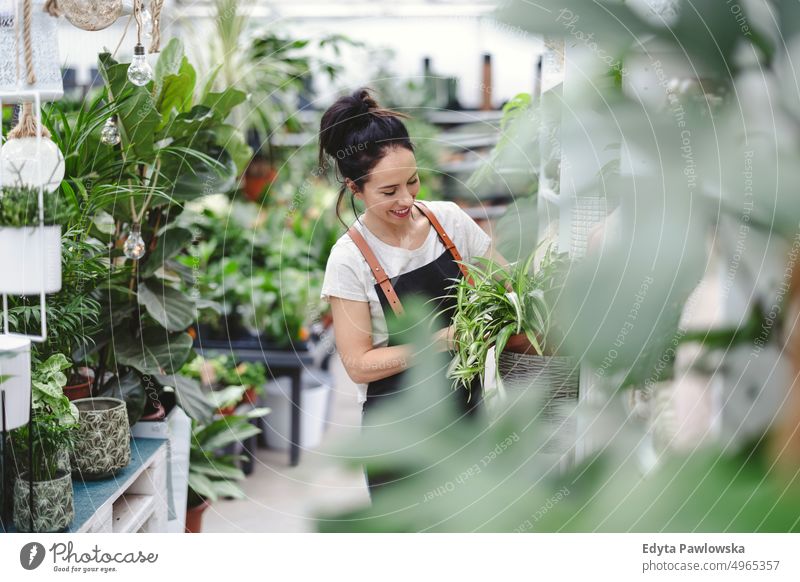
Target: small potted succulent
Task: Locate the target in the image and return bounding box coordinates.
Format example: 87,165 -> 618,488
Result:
0,185 -> 67,296
10,354 -> 79,533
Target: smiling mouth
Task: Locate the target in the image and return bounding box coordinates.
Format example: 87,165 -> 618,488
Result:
390,207 -> 411,218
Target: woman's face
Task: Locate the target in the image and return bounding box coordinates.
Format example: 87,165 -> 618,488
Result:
349,146 -> 420,226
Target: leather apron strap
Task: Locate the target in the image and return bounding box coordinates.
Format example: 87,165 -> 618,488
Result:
347,226 -> 405,317
346,201 -> 474,317
413,201 -> 474,285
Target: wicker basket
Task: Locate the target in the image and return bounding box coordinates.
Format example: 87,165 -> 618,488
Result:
497,352 -> 579,453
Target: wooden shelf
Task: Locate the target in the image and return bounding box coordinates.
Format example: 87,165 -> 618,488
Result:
73,438 -> 168,533
112,494 -> 156,533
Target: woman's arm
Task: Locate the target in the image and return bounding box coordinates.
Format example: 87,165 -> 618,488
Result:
329,296 -> 414,384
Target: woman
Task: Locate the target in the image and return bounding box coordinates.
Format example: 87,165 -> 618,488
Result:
318,88 -> 503,489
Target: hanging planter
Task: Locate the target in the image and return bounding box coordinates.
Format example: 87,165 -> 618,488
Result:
0,186 -> 63,295
0,334 -> 31,431
70,397 -> 131,479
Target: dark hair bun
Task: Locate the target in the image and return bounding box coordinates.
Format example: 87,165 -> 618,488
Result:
317,87 -> 416,224
318,88 -> 395,161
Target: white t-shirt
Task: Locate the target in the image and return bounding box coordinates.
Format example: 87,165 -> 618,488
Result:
321,200 -> 492,403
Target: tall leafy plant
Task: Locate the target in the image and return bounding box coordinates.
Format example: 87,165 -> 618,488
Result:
36,38 -> 251,423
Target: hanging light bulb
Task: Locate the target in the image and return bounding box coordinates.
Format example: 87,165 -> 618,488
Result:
127,43 -> 153,87
100,116 -> 121,146
141,7 -> 154,39
123,224 -> 146,260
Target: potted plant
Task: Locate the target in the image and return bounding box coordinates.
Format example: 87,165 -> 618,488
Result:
69,396 -> 131,480
449,245 -> 574,402
214,358 -> 267,406
10,354 -> 79,533
186,408 -> 268,533
0,185 -> 66,295
180,355 -> 267,415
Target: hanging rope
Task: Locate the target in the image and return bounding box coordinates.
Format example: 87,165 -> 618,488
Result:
8,103 -> 51,139
22,0 -> 35,86
133,0 -> 142,45
42,0 -> 61,17
8,0 -> 51,140
148,0 -> 164,53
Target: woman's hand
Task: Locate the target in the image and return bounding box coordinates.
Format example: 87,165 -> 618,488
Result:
434,325 -> 456,353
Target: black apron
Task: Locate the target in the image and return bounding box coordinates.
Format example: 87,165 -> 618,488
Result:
356,213 -> 482,492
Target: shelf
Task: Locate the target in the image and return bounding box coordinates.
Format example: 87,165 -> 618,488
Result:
426,110 -> 504,125
112,494 -> 156,533
72,438 -> 168,533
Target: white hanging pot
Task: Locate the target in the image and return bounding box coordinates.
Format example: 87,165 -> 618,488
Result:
0,333 -> 31,431
58,0 -> 122,31
0,0 -> 63,102
1,136 -> 65,192
0,225 -> 61,294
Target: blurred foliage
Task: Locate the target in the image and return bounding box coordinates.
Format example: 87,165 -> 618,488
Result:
318,0 -> 800,531
318,306 -> 800,532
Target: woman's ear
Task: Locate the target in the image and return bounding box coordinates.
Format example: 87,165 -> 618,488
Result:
345,178 -> 362,201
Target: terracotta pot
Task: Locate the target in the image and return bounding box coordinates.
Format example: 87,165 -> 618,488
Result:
242,166 -> 277,201
185,499 -> 211,533
217,404 -> 236,416
503,333 -> 537,355
140,400 -> 166,422
243,386 -> 258,405
63,377 -> 92,401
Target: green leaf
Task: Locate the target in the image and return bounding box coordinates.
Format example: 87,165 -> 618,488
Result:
98,369 -> 147,426
188,472 -> 219,501
154,37 -> 185,89
138,281 -> 196,332
153,373 -> 214,422
98,53 -> 160,159
190,458 -> 245,480
202,87 -> 247,121
156,60 -> 197,126
215,124 -> 253,175
167,149 -> 237,201
140,226 -> 194,278
115,328 -> 193,374
195,415 -> 261,450
210,480 -> 245,500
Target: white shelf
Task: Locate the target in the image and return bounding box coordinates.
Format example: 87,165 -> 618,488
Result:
112,494 -> 156,533
75,439 -> 168,533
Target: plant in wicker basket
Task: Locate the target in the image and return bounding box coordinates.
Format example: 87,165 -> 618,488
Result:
448,243 -> 569,393
9,354 -> 79,532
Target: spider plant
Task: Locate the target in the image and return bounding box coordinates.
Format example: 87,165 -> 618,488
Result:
448,244 -> 568,393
